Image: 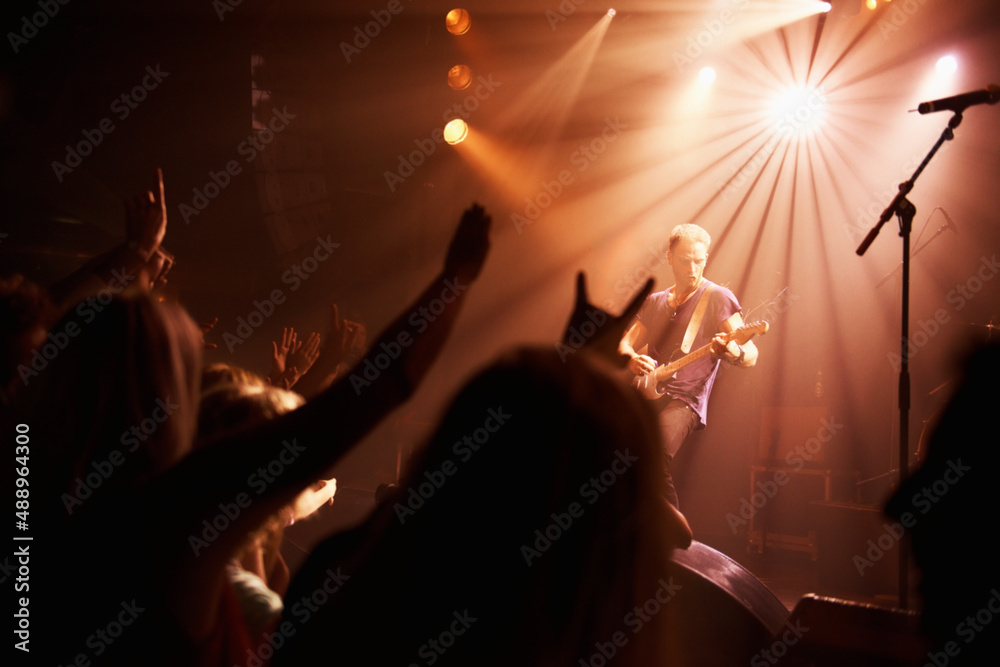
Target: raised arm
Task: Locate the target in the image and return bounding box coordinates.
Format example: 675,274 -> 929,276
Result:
154,203 -> 491,639
292,304 -> 365,398
48,168 -> 169,309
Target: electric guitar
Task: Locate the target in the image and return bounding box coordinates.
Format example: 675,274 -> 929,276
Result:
631,321 -> 769,400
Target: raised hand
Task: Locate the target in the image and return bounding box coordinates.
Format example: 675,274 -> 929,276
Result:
270,327 -> 300,379
200,316 -> 219,351
334,304 -> 366,352
562,272 -> 653,367
289,478 -> 337,522
149,248 -> 174,293
443,203 -> 491,284
287,332 -> 321,377
124,167 -> 167,261
291,305 -> 367,398
324,304 -> 365,367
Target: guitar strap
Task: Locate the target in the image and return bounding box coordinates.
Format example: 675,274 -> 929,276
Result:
680,283 -> 716,354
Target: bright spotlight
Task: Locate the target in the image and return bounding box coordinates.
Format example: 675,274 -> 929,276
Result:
866,0 -> 877,9
818,2 -> 832,12
699,67 -> 716,85
447,65 -> 473,90
607,8 -> 616,17
445,9 -> 471,35
773,87 -> 826,134
936,55 -> 958,75
443,118 -> 469,145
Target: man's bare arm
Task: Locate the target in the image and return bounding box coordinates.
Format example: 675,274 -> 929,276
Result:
620,320 -> 658,376
713,312 -> 758,368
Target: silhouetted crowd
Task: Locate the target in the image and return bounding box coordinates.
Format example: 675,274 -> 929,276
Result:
1,170 -> 996,666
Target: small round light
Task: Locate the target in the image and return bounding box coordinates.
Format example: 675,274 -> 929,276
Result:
443,119 -> 469,145
607,8 -> 616,17
699,66 -> 716,85
866,0 -> 878,9
818,2 -> 832,12
447,65 -> 473,90
445,9 -> 471,35
936,55 -> 958,75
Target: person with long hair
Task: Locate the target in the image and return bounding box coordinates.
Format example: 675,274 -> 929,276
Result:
276,281 -> 694,667
17,200 -> 491,666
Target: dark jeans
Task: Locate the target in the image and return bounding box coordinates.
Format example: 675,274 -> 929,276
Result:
656,398 -> 699,509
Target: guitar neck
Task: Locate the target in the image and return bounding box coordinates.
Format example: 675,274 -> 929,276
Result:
655,341 -> 716,381
636,322 -> 767,398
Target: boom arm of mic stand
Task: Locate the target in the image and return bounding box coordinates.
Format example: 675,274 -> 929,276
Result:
857,183 -> 913,256
855,112 -> 962,256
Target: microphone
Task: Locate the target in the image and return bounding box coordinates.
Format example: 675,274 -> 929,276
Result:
918,85 -> 1000,114
940,208 -> 959,235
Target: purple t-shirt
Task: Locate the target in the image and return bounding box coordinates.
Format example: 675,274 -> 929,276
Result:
636,280 -> 741,427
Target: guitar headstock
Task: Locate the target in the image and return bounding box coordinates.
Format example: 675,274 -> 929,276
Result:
732,320 -> 769,344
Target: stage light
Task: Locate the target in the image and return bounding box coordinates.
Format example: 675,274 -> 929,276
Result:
607,8 -> 616,17
866,0 -> 877,10
773,86 -> 826,134
824,0 -> 864,16
445,9 -> 471,35
448,64 -> 473,90
936,55 -> 958,75
699,67 -> 716,85
443,118 -> 469,145
819,2 -> 833,12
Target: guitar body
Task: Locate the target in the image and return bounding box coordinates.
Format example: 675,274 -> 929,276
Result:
631,321 -> 769,400
631,345 -> 692,399
632,368 -> 669,399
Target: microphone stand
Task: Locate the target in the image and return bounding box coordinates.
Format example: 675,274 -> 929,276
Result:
874,208 -> 954,289
855,110 -> 963,610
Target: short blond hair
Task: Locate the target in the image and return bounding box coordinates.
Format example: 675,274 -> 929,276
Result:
668,223 -> 711,253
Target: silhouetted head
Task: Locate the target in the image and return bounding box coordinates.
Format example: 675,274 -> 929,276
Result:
200,362 -> 266,395
196,380 -> 307,564
280,346 -> 683,666
197,380 -> 303,444
885,342 -> 1000,663
21,290 -> 203,523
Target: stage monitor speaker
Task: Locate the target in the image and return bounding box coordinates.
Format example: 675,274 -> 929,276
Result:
780,594 -> 927,666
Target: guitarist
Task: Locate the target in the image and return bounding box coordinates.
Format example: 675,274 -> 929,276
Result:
619,223 -> 758,508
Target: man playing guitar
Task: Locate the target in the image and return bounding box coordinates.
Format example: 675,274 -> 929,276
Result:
619,223 -> 759,508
